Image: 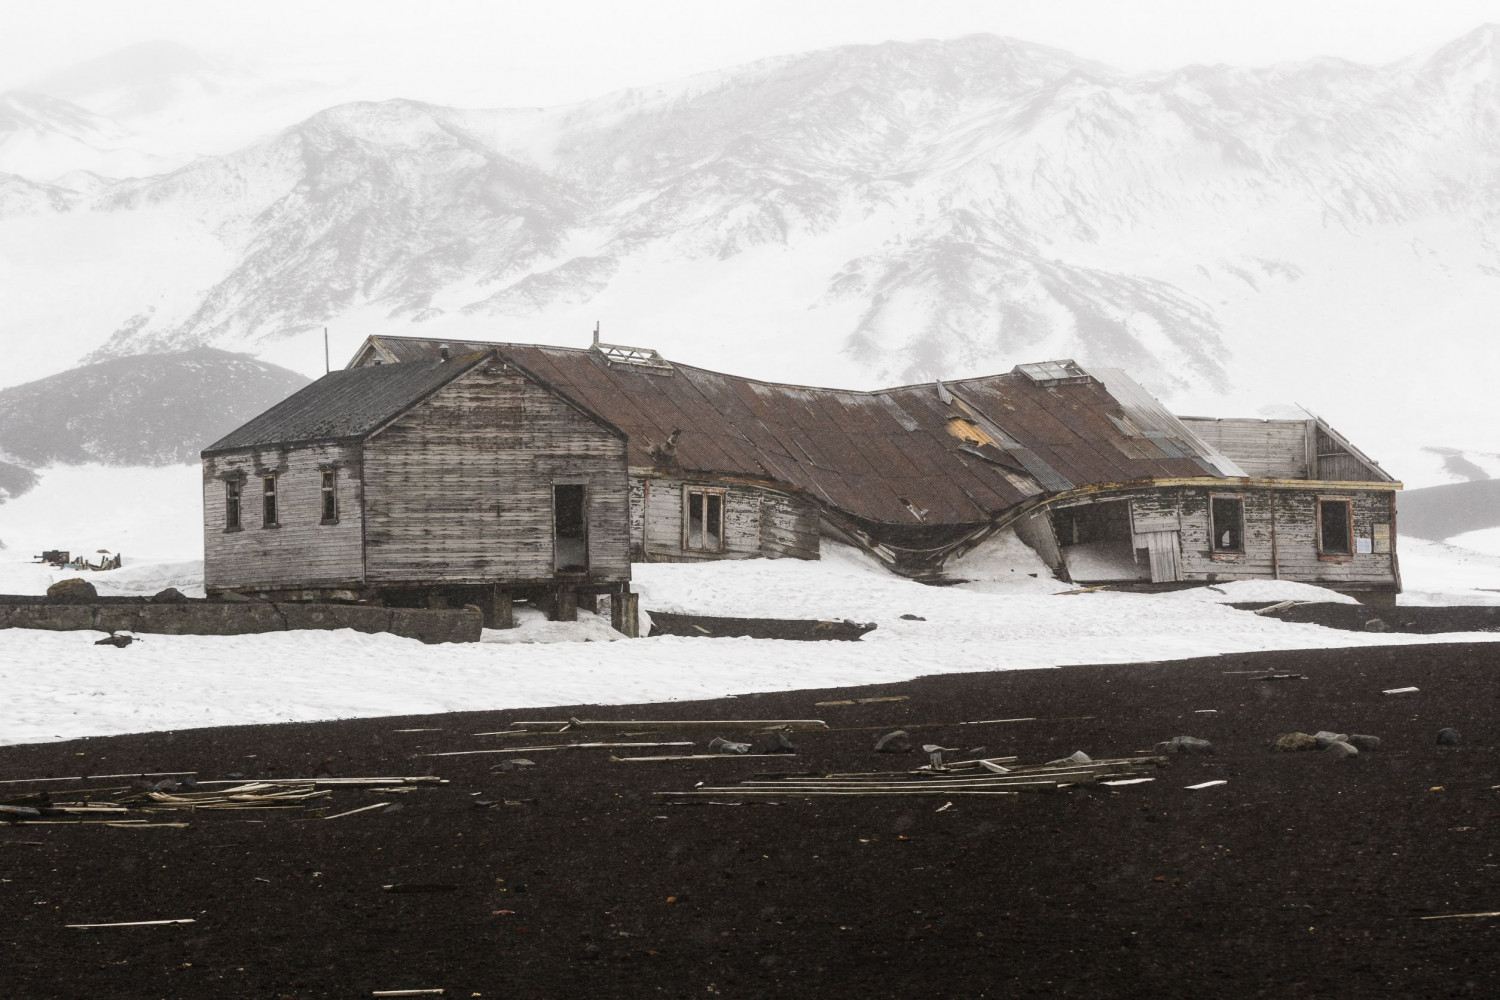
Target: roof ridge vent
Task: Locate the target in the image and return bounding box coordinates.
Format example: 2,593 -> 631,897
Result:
589,322 -> 674,375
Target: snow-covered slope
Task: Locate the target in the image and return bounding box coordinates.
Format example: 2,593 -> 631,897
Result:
0,91 -> 173,181
5,30 -> 1500,484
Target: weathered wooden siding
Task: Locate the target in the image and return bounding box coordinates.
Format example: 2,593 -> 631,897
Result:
1178,418 -> 1309,479
1315,426 -> 1383,482
1013,509 -> 1066,576
203,443 -> 364,590
1128,487 -> 1398,588
629,474 -> 819,562
363,364 -> 630,584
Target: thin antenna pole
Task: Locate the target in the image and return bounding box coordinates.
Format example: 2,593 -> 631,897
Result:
324,328 -> 330,374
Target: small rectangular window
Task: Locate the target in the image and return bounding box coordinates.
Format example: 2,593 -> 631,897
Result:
1318,498 -> 1352,556
225,480 -> 241,531
262,475 -> 278,527
683,486 -> 726,552
321,470 -> 338,523
1210,495 -> 1244,553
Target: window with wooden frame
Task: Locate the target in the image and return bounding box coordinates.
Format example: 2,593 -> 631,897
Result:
1209,494 -> 1244,554
1318,497 -> 1353,557
261,474 -> 279,528
683,486 -> 726,553
224,480 -> 242,531
320,470 -> 339,523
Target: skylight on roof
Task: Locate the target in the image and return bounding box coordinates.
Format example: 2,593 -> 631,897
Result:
589,324 -> 674,374
1013,360 -> 1089,384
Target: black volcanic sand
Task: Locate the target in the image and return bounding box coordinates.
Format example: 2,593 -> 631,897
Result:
1233,601 -> 1500,635
4,641 -> 1500,999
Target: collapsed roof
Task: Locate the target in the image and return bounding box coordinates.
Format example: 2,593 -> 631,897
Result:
342,335 -> 1247,530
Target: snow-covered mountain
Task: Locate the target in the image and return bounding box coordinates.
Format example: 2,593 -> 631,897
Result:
0,348 -> 310,470
4,30 -> 1500,486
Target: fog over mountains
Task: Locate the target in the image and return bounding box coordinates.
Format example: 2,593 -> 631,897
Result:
3,29 -> 1500,485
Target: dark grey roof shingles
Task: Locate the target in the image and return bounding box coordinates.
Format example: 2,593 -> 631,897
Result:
202,354 -> 485,454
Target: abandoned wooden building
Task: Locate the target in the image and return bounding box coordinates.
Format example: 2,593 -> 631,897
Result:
301,334 -> 1401,605
200,333 -> 1402,624
201,349 -> 638,633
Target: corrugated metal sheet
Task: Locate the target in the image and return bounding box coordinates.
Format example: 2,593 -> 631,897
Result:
340,336 -> 1241,527
1090,368 -> 1249,478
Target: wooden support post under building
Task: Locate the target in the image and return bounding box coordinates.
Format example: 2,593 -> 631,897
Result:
611,585 -> 640,638
477,587 -> 513,630
554,587 -> 578,623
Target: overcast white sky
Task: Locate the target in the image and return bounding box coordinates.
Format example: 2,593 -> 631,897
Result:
5,0 -> 1500,107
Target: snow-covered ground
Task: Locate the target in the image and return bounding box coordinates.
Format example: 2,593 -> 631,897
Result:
4,537 -> 1499,747
0,464 -> 202,561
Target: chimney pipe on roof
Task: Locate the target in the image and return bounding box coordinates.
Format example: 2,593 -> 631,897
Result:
439,344 -> 451,362
592,321 -> 600,348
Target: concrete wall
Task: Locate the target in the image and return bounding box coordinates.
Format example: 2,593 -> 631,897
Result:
0,602 -> 481,644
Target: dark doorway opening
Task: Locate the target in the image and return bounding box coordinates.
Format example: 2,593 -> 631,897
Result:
554,484 -> 589,573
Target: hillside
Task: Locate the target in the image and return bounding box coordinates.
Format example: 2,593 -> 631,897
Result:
1397,480 -> 1500,541
0,348 -> 309,469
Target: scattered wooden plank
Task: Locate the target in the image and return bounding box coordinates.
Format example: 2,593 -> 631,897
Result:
1420,911 -> 1500,921
196,777 -> 446,786
956,718 -> 1039,726
612,753 -> 797,762
67,918 -> 197,929
1100,777 -> 1156,786
727,778 -> 1061,791
815,696 -> 909,707
658,789 -> 1021,798
372,991 -> 445,997
392,728 -> 443,733
512,719 -> 829,732
470,731 -> 528,737
1055,585 -> 1110,596
323,803 -> 389,821
1383,686 -> 1420,695
422,742 -> 693,757
1185,780 -> 1227,790
1251,600 -> 1299,615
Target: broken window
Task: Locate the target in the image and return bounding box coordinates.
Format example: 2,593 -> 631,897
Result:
321,471 -> 338,523
1210,495 -> 1244,553
261,475 -> 278,528
1318,498 -> 1353,556
225,480 -> 241,531
553,483 -> 589,573
684,486 -> 726,552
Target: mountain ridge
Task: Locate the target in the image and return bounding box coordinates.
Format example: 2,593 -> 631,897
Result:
5,29 -> 1500,485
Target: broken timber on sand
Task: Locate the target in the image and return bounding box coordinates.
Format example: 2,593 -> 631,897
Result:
657,755 -> 1166,799
510,718 -> 829,732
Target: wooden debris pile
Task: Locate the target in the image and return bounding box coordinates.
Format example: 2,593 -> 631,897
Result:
656,753 -> 1166,801
0,775 -> 446,827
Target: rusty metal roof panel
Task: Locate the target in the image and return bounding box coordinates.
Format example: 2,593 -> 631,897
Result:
340,336 -> 1257,526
